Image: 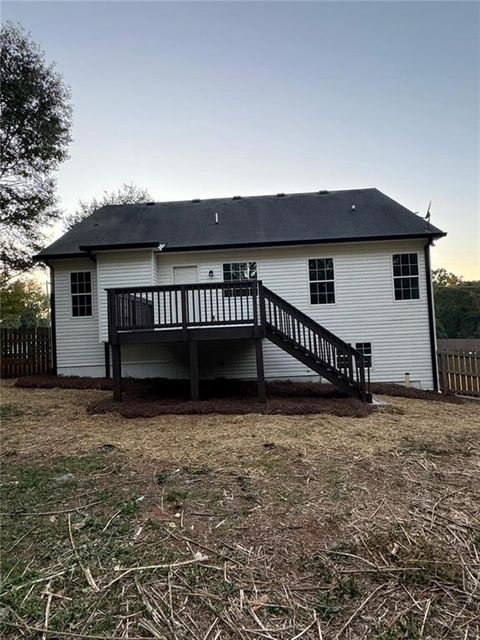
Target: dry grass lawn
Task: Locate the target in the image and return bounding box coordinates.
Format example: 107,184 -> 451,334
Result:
1,382 -> 479,639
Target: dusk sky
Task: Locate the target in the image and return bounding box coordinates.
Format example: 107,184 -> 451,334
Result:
4,0 -> 479,278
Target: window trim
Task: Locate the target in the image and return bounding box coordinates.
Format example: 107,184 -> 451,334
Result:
391,252 -> 421,302
70,271 -> 93,318
307,257 -> 336,306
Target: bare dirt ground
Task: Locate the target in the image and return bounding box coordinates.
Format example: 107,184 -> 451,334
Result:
1,382 -> 479,639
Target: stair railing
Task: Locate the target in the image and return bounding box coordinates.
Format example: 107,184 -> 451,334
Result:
262,286 -> 370,400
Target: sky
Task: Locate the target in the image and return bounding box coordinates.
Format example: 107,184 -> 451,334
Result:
4,0 -> 480,278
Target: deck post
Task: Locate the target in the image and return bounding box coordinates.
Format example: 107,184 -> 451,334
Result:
255,338 -> 266,402
104,342 -> 111,378
112,343 -> 122,401
189,340 -> 199,401
258,281 -> 266,338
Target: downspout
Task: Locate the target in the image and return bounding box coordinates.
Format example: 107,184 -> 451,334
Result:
46,261 -> 57,375
424,239 -> 439,391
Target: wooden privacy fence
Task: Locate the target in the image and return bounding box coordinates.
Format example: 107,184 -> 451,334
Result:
0,328 -> 52,378
438,349 -> 480,398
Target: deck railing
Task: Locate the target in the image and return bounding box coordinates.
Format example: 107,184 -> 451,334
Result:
107,280 -> 261,337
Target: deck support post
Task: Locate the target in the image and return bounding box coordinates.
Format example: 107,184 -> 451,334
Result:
104,342 -> 111,379
189,340 -> 199,401
255,338 -> 266,403
112,343 -> 122,401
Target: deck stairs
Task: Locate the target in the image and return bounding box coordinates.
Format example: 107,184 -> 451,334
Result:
262,286 -> 371,401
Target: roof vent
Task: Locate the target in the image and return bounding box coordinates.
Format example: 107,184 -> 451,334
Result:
318,190 -> 329,195
214,212 -> 219,224
276,193 -> 285,197
145,201 -> 156,206
192,198 -> 201,203
232,195 -> 242,200
351,204 -> 356,211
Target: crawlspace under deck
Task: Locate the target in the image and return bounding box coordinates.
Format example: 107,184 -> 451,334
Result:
109,326 -> 265,402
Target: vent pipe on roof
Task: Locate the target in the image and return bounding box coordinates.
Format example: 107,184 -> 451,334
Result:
214,212 -> 219,224
351,204 -> 356,212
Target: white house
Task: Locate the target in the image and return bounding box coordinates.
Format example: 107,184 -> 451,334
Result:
35,188 -> 446,401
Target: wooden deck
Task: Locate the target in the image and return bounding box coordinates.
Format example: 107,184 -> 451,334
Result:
106,280 -> 371,403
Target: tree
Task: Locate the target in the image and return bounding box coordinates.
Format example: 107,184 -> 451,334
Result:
433,268 -> 480,338
64,183 -> 152,230
0,278 -> 49,328
0,22 -> 72,282
432,268 -> 463,288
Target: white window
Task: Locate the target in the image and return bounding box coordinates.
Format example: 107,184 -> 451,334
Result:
355,342 -> 372,367
309,258 -> 335,304
223,262 -> 257,296
393,254 -> 419,300
71,272 -> 92,317
223,262 -> 257,282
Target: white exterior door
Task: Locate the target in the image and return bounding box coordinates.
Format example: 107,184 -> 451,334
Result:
173,265 -> 198,285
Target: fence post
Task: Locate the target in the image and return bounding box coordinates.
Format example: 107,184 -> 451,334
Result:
439,352 -> 449,392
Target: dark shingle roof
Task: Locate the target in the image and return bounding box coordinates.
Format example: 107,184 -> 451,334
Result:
36,188 -> 446,259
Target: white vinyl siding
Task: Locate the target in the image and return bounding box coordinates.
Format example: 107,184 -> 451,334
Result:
94,250 -> 183,378
53,259 -> 104,373
97,250 -> 156,342
156,239 -> 433,388
51,239 -> 435,388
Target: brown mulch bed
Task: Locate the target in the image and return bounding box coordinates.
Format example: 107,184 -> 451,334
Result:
87,396 -> 373,418
369,381 -> 464,403
15,375 -> 463,402
13,376 -> 376,417
12,375 -> 464,418
90,379 -> 372,417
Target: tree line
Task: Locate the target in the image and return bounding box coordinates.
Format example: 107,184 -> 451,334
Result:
432,269 -> 480,339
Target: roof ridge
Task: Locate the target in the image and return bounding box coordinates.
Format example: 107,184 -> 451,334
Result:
101,187 -> 378,209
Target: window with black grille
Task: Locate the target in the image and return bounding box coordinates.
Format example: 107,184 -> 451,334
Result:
393,254 -> 419,300
309,258 -> 335,304
71,272 -> 92,317
355,342 -> 372,367
223,262 -> 257,296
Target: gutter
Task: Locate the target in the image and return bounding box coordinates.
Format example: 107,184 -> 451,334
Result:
78,242 -> 162,252
34,232 -> 447,261
160,232 -> 447,253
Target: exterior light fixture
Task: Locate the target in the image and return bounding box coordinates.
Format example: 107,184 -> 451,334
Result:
208,270 -> 214,278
